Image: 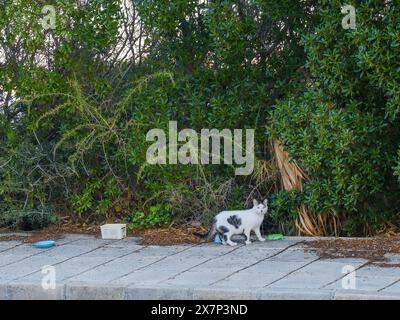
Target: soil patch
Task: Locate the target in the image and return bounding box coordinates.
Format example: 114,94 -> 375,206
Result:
305,236 -> 400,268
134,226 -> 206,246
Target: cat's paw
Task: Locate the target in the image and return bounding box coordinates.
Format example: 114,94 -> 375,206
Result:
259,238 -> 266,242
227,241 -> 238,247
245,241 -> 252,245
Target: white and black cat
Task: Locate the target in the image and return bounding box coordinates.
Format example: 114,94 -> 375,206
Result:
195,199 -> 268,246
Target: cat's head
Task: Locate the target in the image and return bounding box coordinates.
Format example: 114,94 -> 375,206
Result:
252,199 -> 268,215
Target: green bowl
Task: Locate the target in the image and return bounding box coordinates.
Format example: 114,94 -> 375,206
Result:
266,234 -> 284,241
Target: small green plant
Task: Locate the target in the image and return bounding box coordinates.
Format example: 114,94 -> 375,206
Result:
71,180 -> 101,216
127,204 -> 172,231
70,178 -> 122,216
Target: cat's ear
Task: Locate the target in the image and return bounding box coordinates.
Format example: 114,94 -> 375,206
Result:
263,199 -> 268,206
253,199 -> 259,207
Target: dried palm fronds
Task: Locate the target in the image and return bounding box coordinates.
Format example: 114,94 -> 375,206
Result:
378,221 -> 400,238
272,140 -> 339,236
273,140 -> 308,191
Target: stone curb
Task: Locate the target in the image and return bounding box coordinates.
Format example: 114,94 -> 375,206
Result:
1,283 -> 399,300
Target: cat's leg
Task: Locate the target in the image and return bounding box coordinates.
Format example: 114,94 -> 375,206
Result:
217,226 -> 229,246
219,232 -> 227,245
244,229 -> 252,245
254,227 -> 266,242
226,232 -> 238,246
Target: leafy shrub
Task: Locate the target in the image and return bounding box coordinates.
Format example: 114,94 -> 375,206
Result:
0,207 -> 57,231
0,133 -> 65,229
269,0 -> 400,235
269,190 -> 302,235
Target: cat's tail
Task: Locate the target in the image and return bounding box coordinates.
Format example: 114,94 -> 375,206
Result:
194,220 -> 217,241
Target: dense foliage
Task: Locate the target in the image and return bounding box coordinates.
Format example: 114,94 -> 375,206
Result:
1,0 -> 399,235
270,0 -> 400,235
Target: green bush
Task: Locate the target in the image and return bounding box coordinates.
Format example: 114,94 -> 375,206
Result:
1,0 -> 318,229
0,134 -> 63,229
127,204 -> 172,231
0,208 -> 57,231
269,190 -> 302,235
269,0 -> 400,235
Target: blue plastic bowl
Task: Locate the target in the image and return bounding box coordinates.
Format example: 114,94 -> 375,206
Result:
33,240 -> 56,249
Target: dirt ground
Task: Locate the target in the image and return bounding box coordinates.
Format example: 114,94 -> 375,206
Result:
134,226 -> 206,245
306,236 -> 400,267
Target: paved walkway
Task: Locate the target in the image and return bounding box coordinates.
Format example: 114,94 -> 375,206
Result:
0,234 -> 399,300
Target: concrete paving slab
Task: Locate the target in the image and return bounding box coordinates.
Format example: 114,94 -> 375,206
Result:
357,265 -> 400,278
268,249 -> 319,262
380,280 -> 400,293
66,245 -> 197,283
212,274 -> 282,289
161,271 -> 233,287
243,259 -> 314,275
116,269 -> 185,285
269,273 -> 341,289
214,261 -> 315,288
67,256 -> 163,283
0,241 -> 23,251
